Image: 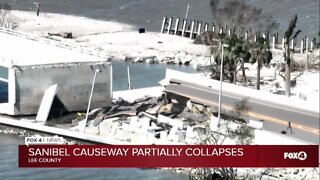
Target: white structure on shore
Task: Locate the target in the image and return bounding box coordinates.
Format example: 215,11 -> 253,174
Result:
0,28 -> 112,115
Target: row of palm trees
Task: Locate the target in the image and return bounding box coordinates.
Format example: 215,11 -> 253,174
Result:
210,33 -> 272,90
209,14 -> 299,96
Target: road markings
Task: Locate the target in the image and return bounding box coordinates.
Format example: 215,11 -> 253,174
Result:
165,89 -> 320,135
219,99 -> 320,135
173,83 -> 319,118
248,111 -> 320,135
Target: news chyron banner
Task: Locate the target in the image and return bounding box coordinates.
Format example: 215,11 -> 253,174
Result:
19,138 -> 319,167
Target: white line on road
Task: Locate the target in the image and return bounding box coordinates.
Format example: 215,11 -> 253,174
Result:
174,84 -> 319,118
166,89 -> 320,135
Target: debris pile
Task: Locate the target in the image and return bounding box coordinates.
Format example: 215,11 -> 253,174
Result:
72,91 -> 249,145
69,93 -> 198,143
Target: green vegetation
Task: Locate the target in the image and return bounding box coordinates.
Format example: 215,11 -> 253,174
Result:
249,37 -> 272,90
283,14 -> 301,97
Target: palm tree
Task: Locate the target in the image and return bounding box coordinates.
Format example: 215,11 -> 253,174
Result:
210,34 -> 250,84
224,34 -> 245,84
249,37 -> 273,90
283,14 -> 301,96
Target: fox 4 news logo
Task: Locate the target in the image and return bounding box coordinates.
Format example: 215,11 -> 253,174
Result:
284,151 -> 307,161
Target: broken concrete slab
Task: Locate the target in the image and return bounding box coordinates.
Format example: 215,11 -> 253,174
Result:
248,120 -> 264,130
36,84 -> 58,122
158,114 -> 185,129
1,61 -> 112,116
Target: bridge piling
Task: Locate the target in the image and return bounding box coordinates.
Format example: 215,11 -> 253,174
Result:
167,17 -> 173,34
158,16 -> 319,55
181,19 -> 187,37
174,18 -> 180,35
204,23 -> 208,32
160,16 -> 167,33
197,21 -> 202,36
189,20 -> 195,38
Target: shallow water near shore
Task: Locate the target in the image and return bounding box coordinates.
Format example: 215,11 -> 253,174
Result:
0,61 -> 195,179
0,7 -> 198,177
112,61 -> 197,90
0,60 -> 197,94
2,0 -> 319,37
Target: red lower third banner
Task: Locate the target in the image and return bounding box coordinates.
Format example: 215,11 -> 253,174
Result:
19,145 -> 319,168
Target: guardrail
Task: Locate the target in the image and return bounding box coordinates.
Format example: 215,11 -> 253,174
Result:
163,69 -> 319,113
160,16 -> 319,55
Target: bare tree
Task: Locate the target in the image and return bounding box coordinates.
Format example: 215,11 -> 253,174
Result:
209,0 -> 278,34
189,98 -> 254,180
0,3 -> 17,29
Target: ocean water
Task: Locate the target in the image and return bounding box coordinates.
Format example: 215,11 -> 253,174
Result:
0,61 -> 196,95
1,0 -> 319,37
0,60 -> 196,180
0,81 -> 7,103
111,61 -> 197,90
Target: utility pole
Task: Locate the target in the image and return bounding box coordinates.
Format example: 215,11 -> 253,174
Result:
82,69 -> 100,133
217,44 -> 229,127
127,66 -> 132,90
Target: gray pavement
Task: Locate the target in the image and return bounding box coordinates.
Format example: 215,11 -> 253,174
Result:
164,79 -> 320,144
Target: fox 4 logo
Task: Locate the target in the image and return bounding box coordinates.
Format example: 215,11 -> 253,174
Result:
284,151 -> 307,161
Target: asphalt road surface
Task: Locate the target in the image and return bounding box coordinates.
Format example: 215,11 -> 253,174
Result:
164,79 -> 320,144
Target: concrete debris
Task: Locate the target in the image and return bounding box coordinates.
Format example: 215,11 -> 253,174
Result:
157,103 -> 174,114
123,56 -> 160,64
70,90 -> 213,143
233,168 -> 320,180
146,104 -> 161,114
48,32 -> 73,39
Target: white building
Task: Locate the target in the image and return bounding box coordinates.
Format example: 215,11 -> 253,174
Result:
0,28 -> 112,115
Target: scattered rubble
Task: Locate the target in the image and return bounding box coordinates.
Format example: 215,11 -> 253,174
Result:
68,89 -> 253,146
48,32 -> 73,39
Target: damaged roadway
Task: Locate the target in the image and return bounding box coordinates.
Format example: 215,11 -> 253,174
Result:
75,77 -> 319,145
164,79 -> 319,144
71,89 -> 219,145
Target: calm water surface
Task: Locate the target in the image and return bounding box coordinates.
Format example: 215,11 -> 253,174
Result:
0,59 -> 195,180
1,0 -> 318,37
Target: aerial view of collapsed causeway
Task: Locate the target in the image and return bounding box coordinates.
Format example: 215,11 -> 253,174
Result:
0,0 -> 319,179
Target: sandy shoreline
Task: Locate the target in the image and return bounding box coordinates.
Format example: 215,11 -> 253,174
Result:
10,10 -> 209,64
4,10 -> 318,109
0,10 -> 319,179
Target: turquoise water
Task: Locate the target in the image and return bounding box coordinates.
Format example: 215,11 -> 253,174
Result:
0,61 -> 197,101
111,61 -> 196,90
0,49 -> 196,180
0,66 -> 7,79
